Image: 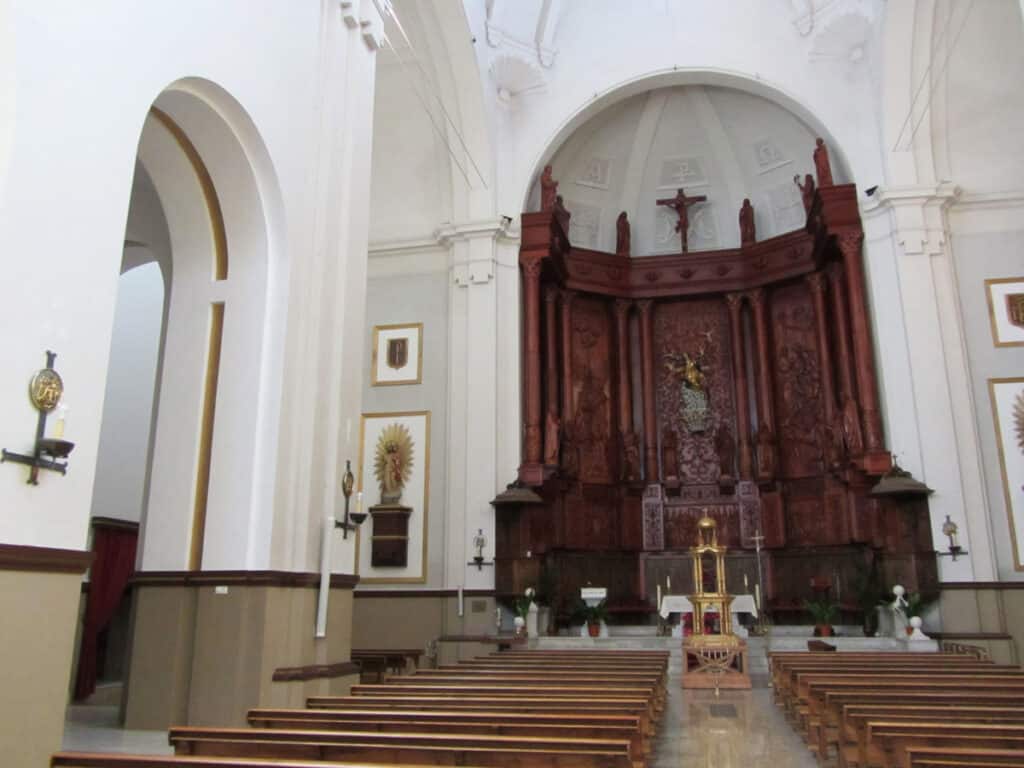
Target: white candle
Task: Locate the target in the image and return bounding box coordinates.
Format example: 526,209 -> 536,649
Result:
744,574 -> 749,592
355,491 -> 363,514
656,584 -> 662,610
666,575 -> 671,592
53,404 -> 67,438
755,583 -> 762,611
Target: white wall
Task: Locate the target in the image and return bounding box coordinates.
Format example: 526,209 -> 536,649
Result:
0,1 -> 384,578
88,262 -> 164,523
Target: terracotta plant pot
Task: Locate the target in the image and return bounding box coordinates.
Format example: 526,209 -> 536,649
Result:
816,624 -> 834,637
587,621 -> 601,638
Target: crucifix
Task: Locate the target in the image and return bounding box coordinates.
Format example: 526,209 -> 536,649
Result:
656,187 -> 707,253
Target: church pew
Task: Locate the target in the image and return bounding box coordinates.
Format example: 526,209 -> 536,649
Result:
405,670 -> 665,702
53,755 -> 483,768
348,684 -> 662,724
774,661 -> 1010,711
816,698 -> 1024,760
168,726 -> 639,768
904,746 -> 1024,767
246,708 -> 647,759
838,708 -> 1024,768
862,722 -> 1024,768
308,694 -> 658,737
451,661 -> 667,686
806,684 -> 1024,757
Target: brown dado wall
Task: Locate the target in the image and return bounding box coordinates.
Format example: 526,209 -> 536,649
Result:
939,582 -> 1024,665
124,571 -> 358,729
0,544 -> 93,768
352,591 -> 497,666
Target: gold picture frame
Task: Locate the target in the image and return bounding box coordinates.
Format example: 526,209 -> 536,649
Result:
355,410 -> 431,584
989,377 -> 1024,571
985,277 -> 1024,347
371,323 -> 423,386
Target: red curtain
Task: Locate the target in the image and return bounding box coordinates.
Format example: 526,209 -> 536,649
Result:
74,522 -> 137,701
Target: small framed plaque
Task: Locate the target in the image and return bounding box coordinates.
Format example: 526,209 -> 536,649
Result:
371,323 -> 423,386
985,277 -> 1024,347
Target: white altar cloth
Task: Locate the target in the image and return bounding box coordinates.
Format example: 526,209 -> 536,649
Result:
659,593 -> 758,619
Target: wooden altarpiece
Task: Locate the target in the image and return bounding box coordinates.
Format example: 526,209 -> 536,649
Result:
500,141 -> 938,625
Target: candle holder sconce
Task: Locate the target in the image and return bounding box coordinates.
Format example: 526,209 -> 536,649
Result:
937,515 -> 968,562
335,460 -> 366,539
468,528 -> 493,570
2,351 -> 74,485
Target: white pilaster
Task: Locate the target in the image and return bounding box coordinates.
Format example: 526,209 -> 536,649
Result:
441,219 -> 513,591
864,185 -> 996,582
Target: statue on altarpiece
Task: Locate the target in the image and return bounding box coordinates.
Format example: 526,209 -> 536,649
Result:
616,211 -> 631,256
664,332 -> 712,433
813,137 -> 834,187
795,173 -> 816,214
375,423 -> 414,504
540,164 -> 558,212
739,199 -> 756,246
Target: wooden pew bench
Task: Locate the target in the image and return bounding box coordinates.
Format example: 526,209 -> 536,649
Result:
308,694 -> 658,738
247,707 -> 647,759
838,707 -> 1024,768
53,755 -> 482,768
405,670 -> 666,704
169,726 -> 640,768
904,746 -> 1024,767
350,682 -> 662,718
863,722 -> 1024,768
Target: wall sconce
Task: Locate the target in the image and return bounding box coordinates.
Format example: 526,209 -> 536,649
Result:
2,351 -> 75,485
468,528 -> 493,570
937,515 -> 968,561
335,459 -> 365,539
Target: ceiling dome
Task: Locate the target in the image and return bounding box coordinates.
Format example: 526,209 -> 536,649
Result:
536,85 -> 846,255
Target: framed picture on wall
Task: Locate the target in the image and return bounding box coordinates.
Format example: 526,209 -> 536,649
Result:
355,410 -> 430,583
985,277 -> 1024,347
371,323 -> 423,386
989,377 -> 1024,571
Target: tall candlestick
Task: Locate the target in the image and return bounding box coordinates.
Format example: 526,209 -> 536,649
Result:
755,583 -> 762,611
666,575 -> 671,592
657,585 -> 662,610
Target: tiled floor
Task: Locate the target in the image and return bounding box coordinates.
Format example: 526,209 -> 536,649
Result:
652,686 -> 818,768
63,684 -> 817,766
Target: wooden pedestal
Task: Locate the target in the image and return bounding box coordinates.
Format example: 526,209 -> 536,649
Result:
681,636 -> 751,690
369,504 -> 411,567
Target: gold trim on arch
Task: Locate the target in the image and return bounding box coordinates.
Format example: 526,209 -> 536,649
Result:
148,106 -> 228,281
354,410 -> 431,584
189,303 -> 225,570
989,377 -> 1024,572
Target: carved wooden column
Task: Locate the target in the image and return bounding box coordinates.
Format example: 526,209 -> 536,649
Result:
521,255 -> 544,469
725,293 -> 753,478
806,272 -> 837,426
837,231 -> 884,455
748,287 -> 776,479
543,285 -> 560,462
637,299 -> 659,483
613,299 -> 634,436
560,290 -> 576,423
827,264 -> 857,405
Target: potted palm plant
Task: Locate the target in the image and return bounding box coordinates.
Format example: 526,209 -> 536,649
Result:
804,596 -> 839,637
583,599 -> 608,638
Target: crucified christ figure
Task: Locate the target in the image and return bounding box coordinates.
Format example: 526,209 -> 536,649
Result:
656,187 -> 707,253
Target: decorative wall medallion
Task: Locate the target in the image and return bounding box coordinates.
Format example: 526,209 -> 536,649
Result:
989,378 -> 1024,570
645,271 -> 660,283
576,156 -> 612,190
680,269 -> 694,280
715,265 -> 732,277
606,267 -> 623,281
658,155 -> 709,189
986,278 -> 1024,347
29,366 -> 64,412
565,200 -> 601,248
372,323 -> 423,386
753,138 -> 791,174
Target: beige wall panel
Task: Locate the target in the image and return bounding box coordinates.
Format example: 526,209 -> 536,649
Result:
1001,591 -> 1024,663
0,570 -> 82,768
187,585 -> 266,726
123,585 -> 196,729
352,596 -> 444,651
975,589 -> 1004,633
939,589 -> 985,633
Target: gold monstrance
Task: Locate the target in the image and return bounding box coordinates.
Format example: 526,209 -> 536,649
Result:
681,515 -> 751,690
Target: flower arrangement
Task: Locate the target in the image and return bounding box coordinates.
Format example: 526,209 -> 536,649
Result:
515,587 -> 536,619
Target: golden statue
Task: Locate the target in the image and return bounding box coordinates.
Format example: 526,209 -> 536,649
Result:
374,423 -> 414,504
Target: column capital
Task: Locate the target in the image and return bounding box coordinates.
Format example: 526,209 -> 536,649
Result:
836,230 -> 864,253
725,292 -> 745,311
745,286 -> 766,307
521,254 -> 544,279
559,287 -> 576,306
805,271 -> 827,294
613,298 -> 633,318
543,284 -> 560,303
636,298 -> 655,316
